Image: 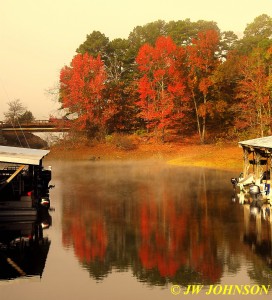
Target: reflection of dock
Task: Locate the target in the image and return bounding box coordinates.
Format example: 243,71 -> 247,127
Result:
0,212 -> 51,280
243,204 -> 272,268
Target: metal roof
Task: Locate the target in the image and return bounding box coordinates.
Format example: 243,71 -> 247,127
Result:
0,146 -> 50,165
239,136 -> 272,150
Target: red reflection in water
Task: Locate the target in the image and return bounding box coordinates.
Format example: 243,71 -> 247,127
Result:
139,200 -> 187,277
61,165 -> 224,283
63,211 -> 108,263
71,221 -> 108,263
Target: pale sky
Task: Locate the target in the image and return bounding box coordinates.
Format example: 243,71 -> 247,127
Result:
1,0 -> 272,120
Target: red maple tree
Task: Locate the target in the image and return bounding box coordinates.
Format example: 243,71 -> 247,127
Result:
136,36 -> 188,141
60,53 -> 116,137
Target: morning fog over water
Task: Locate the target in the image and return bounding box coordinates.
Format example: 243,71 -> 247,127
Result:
1,160 -> 272,300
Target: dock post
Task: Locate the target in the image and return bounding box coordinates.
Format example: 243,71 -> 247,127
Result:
242,147 -> 250,177
255,151 -> 261,181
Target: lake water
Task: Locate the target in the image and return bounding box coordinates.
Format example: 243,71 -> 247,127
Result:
1,160 -> 272,300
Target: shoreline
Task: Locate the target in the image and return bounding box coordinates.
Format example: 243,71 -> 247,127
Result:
46,142 -> 243,173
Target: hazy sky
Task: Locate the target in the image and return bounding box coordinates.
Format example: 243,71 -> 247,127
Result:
1,0 -> 272,120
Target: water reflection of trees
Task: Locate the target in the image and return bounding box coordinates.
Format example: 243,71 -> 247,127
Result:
60,163 -> 272,286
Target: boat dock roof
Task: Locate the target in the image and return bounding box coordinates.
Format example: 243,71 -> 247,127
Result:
239,136 -> 272,152
0,146 -> 50,165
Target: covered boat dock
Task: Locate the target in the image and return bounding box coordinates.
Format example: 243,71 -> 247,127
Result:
233,136 -> 272,222
239,136 -> 272,182
0,146 -> 51,221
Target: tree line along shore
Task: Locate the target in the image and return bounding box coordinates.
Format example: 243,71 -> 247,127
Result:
56,15 -> 272,145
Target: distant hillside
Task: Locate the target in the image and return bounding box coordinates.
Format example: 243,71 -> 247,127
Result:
0,131 -> 48,149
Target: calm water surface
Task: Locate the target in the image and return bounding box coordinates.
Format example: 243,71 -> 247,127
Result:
1,160 -> 272,300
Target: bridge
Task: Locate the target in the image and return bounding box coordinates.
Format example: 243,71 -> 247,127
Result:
0,120 -> 71,133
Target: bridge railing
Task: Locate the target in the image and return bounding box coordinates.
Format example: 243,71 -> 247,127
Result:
0,119 -> 71,129
0,119 -> 71,133
0,120 -> 50,126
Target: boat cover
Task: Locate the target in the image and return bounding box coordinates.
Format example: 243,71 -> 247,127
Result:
0,146 -> 49,165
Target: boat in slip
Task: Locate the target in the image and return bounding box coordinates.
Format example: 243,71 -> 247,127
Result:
0,146 -> 54,221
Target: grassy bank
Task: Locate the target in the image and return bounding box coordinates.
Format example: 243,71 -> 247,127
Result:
48,141 -> 243,172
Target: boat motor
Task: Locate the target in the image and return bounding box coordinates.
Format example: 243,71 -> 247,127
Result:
36,166 -> 53,210
249,184 -> 260,199
40,197 -> 50,209
249,184 -> 263,213
231,172 -> 243,187
231,178 -> 238,187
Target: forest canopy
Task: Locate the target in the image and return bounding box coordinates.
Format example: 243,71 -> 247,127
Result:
59,15 -> 272,143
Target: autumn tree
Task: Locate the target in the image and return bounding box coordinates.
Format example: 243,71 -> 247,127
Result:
234,47 -> 272,137
185,29 -> 223,143
136,36 -> 188,141
59,53 -> 116,138
211,50 -> 241,137
76,32 -> 138,132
